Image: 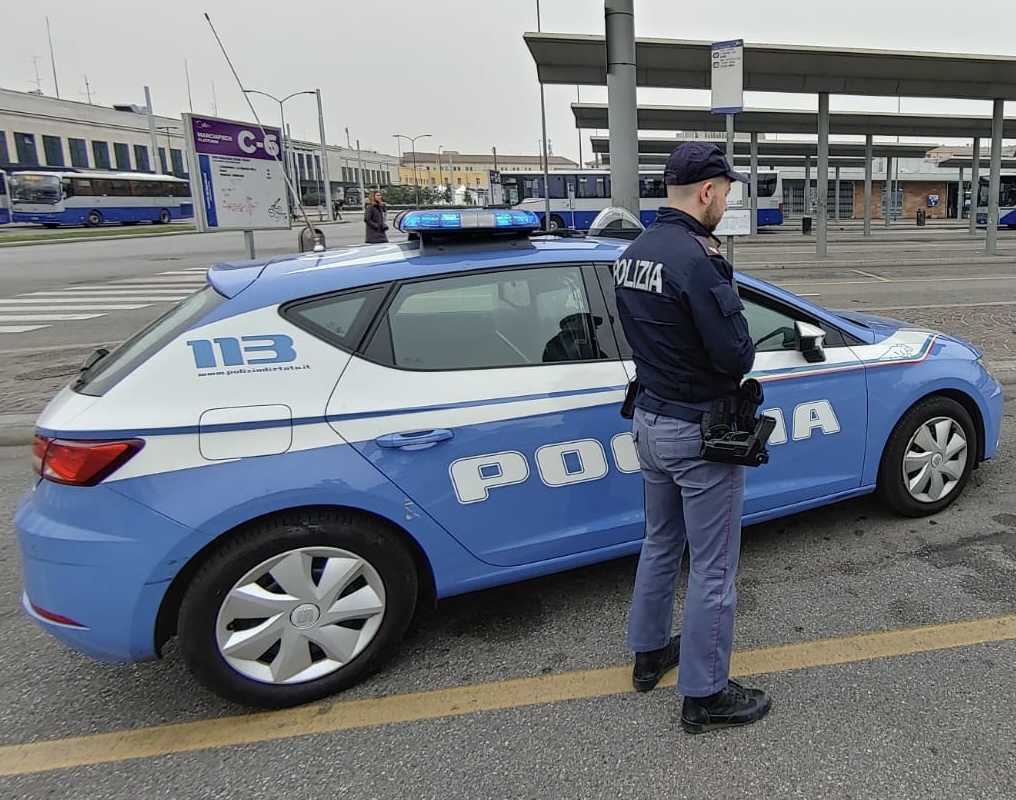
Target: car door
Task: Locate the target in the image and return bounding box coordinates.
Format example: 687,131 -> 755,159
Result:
738,288 -> 868,517
595,263 -> 868,519
325,262 -> 641,568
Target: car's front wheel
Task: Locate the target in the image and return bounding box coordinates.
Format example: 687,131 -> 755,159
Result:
177,509 -> 418,708
876,395 -> 976,517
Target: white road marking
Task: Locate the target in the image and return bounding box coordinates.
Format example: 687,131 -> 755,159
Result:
0,325 -> 48,334
0,313 -> 104,322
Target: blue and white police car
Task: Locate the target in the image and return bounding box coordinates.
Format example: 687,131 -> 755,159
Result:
15,208 -> 1004,708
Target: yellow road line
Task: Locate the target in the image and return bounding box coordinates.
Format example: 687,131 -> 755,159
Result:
0,614 -> 1012,778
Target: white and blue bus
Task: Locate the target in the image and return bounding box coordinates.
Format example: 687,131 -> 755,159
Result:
975,174 -> 1016,228
502,168 -> 784,231
8,170 -> 193,228
0,171 -> 10,225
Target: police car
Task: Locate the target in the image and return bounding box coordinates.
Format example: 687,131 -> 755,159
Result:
15,208 -> 1004,708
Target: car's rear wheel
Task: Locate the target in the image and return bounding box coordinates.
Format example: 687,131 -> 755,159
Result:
876,395 -> 976,517
177,509 -> 417,708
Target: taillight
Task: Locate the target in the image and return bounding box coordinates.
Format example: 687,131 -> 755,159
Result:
32,434 -> 144,486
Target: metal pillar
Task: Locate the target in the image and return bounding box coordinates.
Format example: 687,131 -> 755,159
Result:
969,137 -> 980,235
986,100 -> 1003,255
804,157 -> 811,217
144,86 -> 163,175
725,113 -> 735,261
957,167 -> 964,220
537,0 -> 551,229
834,166 -> 841,221
863,134 -> 873,236
885,156 -> 892,227
605,0 -> 639,218
749,132 -> 758,237
315,89 -> 332,219
816,92 -> 829,258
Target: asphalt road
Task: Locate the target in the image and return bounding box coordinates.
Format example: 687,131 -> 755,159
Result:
0,403 -> 1012,799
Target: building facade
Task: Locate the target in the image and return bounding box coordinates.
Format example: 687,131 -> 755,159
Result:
0,87 -> 399,207
399,151 -> 580,197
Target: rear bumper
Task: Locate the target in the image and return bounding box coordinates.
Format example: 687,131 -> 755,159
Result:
14,480 -> 198,663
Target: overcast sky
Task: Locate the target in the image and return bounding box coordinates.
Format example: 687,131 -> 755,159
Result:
3,0 -> 1014,160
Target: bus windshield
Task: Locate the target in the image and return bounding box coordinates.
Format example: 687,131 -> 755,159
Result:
9,174 -> 63,204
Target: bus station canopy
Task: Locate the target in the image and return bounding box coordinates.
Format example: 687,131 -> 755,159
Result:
525,33 -> 1016,100
598,154 -> 871,169
588,136 -> 934,160
572,104 -> 1016,140
937,156 -> 1016,169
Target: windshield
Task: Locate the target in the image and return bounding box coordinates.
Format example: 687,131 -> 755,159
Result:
9,174 -> 62,205
75,286 -> 225,396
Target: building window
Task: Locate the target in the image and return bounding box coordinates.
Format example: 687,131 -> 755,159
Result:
342,166 -> 349,182
170,149 -> 185,177
158,147 -> 168,174
69,138 -> 89,168
92,141 -> 111,170
42,135 -> 65,167
15,132 -> 39,166
314,155 -> 321,180
0,131 -> 9,166
114,142 -> 131,171
134,144 -> 151,173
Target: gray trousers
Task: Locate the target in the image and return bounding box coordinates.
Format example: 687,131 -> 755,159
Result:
626,406 -> 746,697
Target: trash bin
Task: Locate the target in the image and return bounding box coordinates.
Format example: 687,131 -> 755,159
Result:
802,216 -> 813,235
916,209 -> 926,227
298,226 -> 326,252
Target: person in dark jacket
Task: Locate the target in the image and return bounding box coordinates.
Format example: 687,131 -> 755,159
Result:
616,141 -> 771,734
364,189 -> 388,243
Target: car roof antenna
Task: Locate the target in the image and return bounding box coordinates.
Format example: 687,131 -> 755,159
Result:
203,12 -> 324,253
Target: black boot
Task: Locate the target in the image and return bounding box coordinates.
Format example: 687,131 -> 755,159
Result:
681,679 -> 772,733
632,635 -> 680,692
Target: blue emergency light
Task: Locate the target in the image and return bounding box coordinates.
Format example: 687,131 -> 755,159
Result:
397,208 -> 541,234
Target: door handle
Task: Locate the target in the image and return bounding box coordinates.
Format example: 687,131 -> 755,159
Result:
375,429 -> 454,450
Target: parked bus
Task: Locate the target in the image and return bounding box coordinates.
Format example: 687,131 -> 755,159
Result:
975,174 -> 1016,228
0,171 -> 9,225
8,170 -> 193,227
502,168 -> 783,231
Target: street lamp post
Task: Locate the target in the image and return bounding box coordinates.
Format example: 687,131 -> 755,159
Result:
243,88 -> 315,211
394,133 -> 432,207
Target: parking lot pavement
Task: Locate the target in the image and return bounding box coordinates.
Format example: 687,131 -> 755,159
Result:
0,402 -> 1013,799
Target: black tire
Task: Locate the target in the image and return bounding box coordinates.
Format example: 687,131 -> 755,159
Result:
43,223 -> 59,229
86,210 -> 102,227
177,509 -> 418,708
876,395 -> 977,517
549,214 -> 566,230
158,208 -> 172,224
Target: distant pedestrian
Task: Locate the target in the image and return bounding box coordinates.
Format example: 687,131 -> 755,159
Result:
364,189 -> 388,244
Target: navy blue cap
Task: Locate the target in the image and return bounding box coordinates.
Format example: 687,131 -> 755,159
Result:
663,141 -> 749,186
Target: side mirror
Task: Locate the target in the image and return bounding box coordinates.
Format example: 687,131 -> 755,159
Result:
795,321 -> 826,363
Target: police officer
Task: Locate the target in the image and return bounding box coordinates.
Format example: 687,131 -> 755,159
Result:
615,141 -> 772,734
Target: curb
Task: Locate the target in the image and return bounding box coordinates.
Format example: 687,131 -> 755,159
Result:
0,220 -> 351,249
1,364 -> 1011,448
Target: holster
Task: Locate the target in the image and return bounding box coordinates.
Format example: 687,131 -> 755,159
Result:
620,379 -> 639,419
700,378 -> 776,468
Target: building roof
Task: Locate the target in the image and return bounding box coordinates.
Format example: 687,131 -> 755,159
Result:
403,152 -> 578,168
525,33 -> 1016,100
571,103 -> 1016,140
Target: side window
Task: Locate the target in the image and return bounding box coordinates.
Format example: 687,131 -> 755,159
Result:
370,265 -> 610,371
594,263 -> 632,359
740,294 -> 799,352
283,286 -> 387,352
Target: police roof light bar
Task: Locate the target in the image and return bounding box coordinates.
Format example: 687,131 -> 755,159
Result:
396,208 -> 542,234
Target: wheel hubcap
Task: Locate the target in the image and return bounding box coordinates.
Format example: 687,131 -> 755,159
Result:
902,415 -> 968,504
215,546 -> 386,685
